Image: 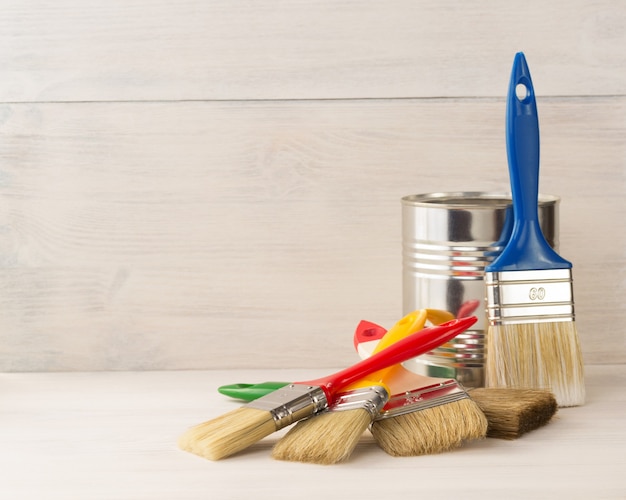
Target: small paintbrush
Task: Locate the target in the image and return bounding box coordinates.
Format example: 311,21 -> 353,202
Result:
178,314 -> 477,460
485,52 -> 585,407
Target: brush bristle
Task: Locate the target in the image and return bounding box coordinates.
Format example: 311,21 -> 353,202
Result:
486,321 -> 585,407
272,409 -> 371,465
370,398 -> 488,456
178,407 -> 276,460
470,388 -> 558,439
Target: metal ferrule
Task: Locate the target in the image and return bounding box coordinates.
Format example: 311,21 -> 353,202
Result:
246,384 -> 328,430
485,268 -> 575,326
327,385 -> 389,418
373,379 -> 469,420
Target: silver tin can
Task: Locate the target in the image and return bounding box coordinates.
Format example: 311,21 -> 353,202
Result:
401,192 -> 559,388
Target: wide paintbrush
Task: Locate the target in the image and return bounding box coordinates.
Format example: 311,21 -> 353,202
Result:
484,52 -> 584,407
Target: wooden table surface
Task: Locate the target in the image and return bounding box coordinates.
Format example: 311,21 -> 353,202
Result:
1,365 -> 624,500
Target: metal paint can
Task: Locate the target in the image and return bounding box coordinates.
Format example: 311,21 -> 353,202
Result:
401,192 -> 559,388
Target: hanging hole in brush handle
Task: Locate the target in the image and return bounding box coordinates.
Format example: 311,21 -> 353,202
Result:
515,83 -> 530,102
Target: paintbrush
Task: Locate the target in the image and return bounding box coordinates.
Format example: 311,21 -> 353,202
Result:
484,52 -> 585,407
178,314 -> 477,460
352,317 -> 487,456
369,375 -> 487,456
272,312 -> 480,464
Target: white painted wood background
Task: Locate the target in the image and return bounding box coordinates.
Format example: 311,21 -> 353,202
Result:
0,1 -> 624,371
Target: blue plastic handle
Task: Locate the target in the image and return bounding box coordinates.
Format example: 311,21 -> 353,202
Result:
487,52 -> 571,272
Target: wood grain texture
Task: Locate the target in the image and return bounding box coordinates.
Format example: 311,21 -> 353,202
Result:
1,1 -> 625,371
1,0 -> 625,102
1,98 -> 624,370
0,366 -> 624,499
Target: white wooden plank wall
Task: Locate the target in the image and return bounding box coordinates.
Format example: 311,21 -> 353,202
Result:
0,1 -> 624,371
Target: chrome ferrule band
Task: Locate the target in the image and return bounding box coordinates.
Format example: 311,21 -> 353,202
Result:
374,379 -> 469,420
246,384 -> 328,430
329,385 -> 389,418
485,269 -> 575,326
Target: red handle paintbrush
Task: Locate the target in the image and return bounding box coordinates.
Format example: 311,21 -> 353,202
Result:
178,314 -> 477,460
